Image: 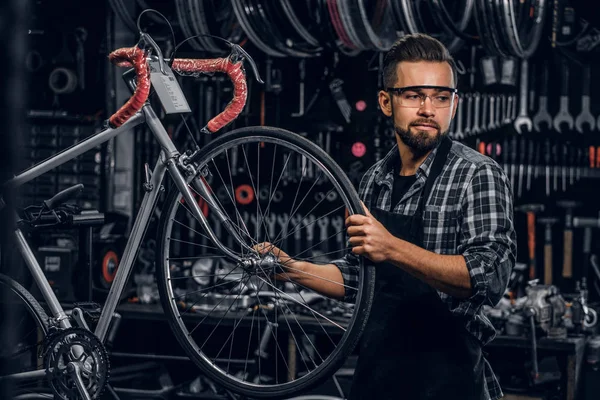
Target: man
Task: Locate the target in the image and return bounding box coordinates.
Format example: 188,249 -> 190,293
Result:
258,33 -> 516,399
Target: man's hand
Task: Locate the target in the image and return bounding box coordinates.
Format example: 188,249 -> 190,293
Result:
253,242 -> 297,281
346,202 -> 395,263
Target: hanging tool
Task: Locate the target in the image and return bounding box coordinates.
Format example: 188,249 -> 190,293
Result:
532,63 -> 553,132
488,95 -> 496,131
74,27 -> 88,91
518,137 -> 526,197
544,139 -> 551,196
516,204 -> 545,280
526,139 -> 535,191
291,59 -> 306,117
538,217 -> 559,285
553,58 -> 574,133
514,59 -> 533,133
557,201 -> 581,279
575,64 -> 596,133
472,93 -> 482,135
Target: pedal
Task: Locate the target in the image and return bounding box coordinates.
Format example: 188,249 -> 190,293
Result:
73,301 -> 102,323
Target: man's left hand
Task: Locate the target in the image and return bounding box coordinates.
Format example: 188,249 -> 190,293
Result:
346,202 -> 395,263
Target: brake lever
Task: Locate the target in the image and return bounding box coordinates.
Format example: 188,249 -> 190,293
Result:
139,32 -> 167,75
229,43 -> 264,84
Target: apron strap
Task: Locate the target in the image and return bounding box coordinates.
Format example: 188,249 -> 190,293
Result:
416,135 -> 452,215
369,136 -> 453,213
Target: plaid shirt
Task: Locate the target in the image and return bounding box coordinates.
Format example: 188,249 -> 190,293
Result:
333,139 -> 516,400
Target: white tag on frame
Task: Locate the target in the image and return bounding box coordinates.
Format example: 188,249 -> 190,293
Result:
148,60 -> 191,114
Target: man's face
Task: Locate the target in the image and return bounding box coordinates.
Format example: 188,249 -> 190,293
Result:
378,61 -> 458,155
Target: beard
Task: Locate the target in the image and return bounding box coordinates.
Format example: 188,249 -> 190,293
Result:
394,119 -> 445,157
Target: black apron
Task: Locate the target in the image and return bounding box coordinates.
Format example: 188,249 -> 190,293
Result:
348,137 -> 485,400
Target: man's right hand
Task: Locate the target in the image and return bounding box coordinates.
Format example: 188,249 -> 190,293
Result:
253,242 -> 347,300
253,242 -> 300,282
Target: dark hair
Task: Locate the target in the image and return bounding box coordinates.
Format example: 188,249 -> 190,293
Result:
382,33 -> 458,89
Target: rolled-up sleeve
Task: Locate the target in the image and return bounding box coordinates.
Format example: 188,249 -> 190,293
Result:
457,162 -> 516,313
331,254 -> 360,302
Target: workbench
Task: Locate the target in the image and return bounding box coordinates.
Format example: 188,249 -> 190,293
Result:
487,334 -> 587,400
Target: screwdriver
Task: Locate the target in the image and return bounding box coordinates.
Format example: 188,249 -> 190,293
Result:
552,140 -> 558,191
518,137 -> 526,197
562,144 -> 568,191
527,138 -> 535,191
544,139 -> 551,196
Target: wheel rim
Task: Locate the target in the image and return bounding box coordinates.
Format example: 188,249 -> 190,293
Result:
159,133 -> 369,395
0,277 -> 51,398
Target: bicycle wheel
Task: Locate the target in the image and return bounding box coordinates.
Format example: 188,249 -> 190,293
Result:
0,274 -> 53,399
156,126 -> 374,398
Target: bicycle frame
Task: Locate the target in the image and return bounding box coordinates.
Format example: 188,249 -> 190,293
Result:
3,101 -> 248,346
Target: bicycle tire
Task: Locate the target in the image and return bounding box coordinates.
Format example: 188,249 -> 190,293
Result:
0,273 -> 51,397
156,126 -> 374,398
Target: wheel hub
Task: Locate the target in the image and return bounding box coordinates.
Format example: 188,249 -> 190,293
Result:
238,252 -> 280,275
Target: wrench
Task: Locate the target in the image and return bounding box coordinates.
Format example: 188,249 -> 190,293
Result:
575,64 -> 596,133
488,95 -> 497,131
481,94 -> 489,132
331,216 -> 345,259
495,93 -> 502,128
454,97 -> 465,140
503,95 -> 513,125
74,27 -> 88,91
464,93 -> 473,136
553,59 -> 574,133
317,216 -> 330,254
532,63 -> 553,131
471,93 -> 481,135
513,59 -> 533,133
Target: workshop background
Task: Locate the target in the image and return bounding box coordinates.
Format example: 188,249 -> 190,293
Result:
2,0 -> 600,399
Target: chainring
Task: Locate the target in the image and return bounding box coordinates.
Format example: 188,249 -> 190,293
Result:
43,327 -> 109,400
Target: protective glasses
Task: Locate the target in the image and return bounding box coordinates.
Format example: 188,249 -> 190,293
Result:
386,85 -> 458,108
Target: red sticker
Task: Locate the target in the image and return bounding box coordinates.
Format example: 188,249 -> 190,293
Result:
355,100 -> 367,112
352,142 -> 366,158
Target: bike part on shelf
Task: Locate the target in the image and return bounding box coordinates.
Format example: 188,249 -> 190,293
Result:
43,327 -> 109,400
0,274 -> 51,397
156,126 -> 374,398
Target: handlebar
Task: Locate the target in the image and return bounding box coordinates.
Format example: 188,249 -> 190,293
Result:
107,38 -> 263,133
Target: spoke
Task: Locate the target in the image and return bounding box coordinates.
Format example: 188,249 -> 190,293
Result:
278,263 -> 355,291
190,168 -> 255,247
171,213 -> 216,247
286,228 -> 346,261
210,280 -> 256,361
253,266 -> 322,367
252,279 -> 295,379
223,149 -> 247,257
194,275 -> 252,341
282,248 -> 358,264
169,271 -> 244,280
283,277 -> 337,350
273,152 -> 309,253
255,276 -> 347,332
240,144 -> 274,247
262,151 -> 292,221
173,265 -> 244,314
172,275 -> 244,300
244,303 -> 257,382
168,237 -> 219,251
171,216 -> 218,250
269,186 -> 335,248
167,255 -> 228,261
274,204 -> 345,250
262,144 -> 279,226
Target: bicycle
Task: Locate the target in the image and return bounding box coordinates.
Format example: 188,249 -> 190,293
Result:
0,10 -> 374,400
